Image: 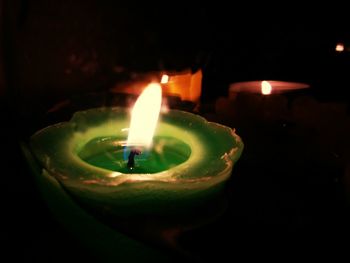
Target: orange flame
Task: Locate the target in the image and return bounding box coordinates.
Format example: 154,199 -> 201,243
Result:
160,74 -> 169,84
261,81 -> 272,95
335,43 -> 344,52
127,83 -> 162,148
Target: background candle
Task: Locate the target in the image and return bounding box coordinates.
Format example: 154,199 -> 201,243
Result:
110,69 -> 203,111
214,80 -> 311,125
229,80 -> 310,96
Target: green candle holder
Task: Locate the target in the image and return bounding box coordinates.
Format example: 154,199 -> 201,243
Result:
25,107 -> 243,260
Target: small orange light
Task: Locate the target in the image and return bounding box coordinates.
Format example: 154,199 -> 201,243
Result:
335,43 -> 344,52
160,74 -> 169,84
261,81 -> 272,95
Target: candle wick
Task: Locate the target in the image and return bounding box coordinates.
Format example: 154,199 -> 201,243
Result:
127,149 -> 141,169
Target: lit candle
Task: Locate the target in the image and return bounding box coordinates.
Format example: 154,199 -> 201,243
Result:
216,80 -> 310,124
229,80 -> 310,97
261,80 -> 272,95
28,83 -> 243,219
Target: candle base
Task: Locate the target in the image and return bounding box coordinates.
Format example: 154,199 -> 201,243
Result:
21,142 -> 172,262
22,142 -> 229,261
29,107 -> 243,219
26,107 -> 243,260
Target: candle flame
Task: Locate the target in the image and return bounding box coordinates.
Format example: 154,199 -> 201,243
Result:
261,81 -> 272,95
335,43 -> 344,52
160,74 -> 169,84
127,83 -> 162,148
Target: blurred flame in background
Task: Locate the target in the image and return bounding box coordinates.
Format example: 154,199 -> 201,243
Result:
261,80 -> 272,95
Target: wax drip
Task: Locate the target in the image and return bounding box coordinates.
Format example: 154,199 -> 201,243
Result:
127,149 -> 141,169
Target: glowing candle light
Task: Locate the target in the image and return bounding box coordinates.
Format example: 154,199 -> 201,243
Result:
28,82 -> 243,217
160,74 -> 169,84
127,83 -> 162,148
261,80 -> 272,95
23,80 -> 244,261
335,43 -> 345,52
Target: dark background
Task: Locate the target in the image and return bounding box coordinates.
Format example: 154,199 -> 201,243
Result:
1,1 -> 350,262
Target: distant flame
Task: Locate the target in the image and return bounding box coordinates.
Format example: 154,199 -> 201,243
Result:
127,83 -> 162,148
335,43 -> 344,52
261,81 -> 272,95
160,74 -> 169,84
